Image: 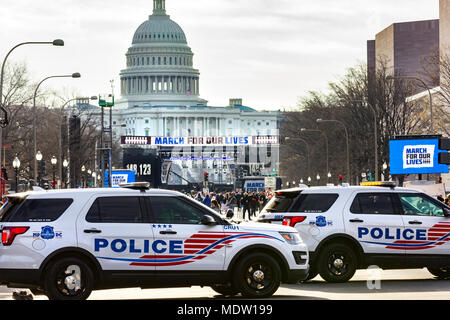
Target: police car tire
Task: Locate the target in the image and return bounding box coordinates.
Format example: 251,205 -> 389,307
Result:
30,288 -> 45,296
232,253 -> 281,298
427,267 -> 450,279
303,266 -> 318,282
44,257 -> 94,301
317,244 -> 357,283
210,284 -> 240,296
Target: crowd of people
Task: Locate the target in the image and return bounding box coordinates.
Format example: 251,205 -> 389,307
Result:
189,190 -> 273,220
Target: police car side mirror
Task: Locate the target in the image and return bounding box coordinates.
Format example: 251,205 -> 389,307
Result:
444,208 -> 450,218
201,215 -> 217,226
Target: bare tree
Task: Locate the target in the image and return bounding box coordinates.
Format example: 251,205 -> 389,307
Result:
280,61 -> 425,185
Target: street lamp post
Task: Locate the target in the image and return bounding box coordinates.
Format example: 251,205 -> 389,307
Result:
316,174 -> 321,186
285,137 -> 311,182
51,156 -> 57,189
386,75 -> 434,133
12,156 -> 20,193
81,165 -> 86,188
62,159 -> 69,189
33,73 -> 81,185
58,96 -> 97,190
35,151 -> 43,187
300,128 -> 329,181
0,39 -> 64,195
87,169 -> 92,188
382,162 -> 388,182
317,119 -> 351,184
345,100 -> 378,180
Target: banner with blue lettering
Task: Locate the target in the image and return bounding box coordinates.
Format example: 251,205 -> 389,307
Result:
244,180 -> 265,192
389,139 -> 449,174
105,170 -> 136,188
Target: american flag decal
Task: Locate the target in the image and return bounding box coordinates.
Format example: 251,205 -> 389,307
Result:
387,222 -> 450,250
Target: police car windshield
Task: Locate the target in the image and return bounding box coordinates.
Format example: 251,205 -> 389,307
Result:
0,196 -> 26,222
262,191 -> 301,213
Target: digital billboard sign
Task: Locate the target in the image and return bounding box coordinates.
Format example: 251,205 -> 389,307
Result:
389,138 -> 449,175
104,170 -> 136,188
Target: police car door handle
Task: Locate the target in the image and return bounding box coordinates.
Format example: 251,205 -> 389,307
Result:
160,230 -> 177,235
84,229 -> 102,234
408,220 -> 422,225
349,219 -> 364,223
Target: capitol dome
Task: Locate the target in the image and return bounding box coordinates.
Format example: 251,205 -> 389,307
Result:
132,15 -> 187,45
118,0 -> 207,108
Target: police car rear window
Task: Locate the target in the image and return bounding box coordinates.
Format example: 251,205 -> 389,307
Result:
2,198 -> 73,222
86,197 -> 143,223
262,191 -> 301,213
0,197 -> 26,221
291,194 -> 339,213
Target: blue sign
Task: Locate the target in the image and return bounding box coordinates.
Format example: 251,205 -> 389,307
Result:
389,139 -> 449,174
105,170 -> 136,188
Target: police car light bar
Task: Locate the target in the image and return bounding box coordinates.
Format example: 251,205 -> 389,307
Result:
119,182 -> 151,191
360,181 -> 397,188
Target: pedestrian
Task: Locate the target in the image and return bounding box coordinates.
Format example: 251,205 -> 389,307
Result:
249,192 -> 258,218
235,191 -> 242,214
228,192 -> 238,215
241,192 -> 250,220
258,191 -> 266,213
211,199 -> 221,214
445,194 -> 450,206
221,193 -> 230,213
203,193 -> 211,207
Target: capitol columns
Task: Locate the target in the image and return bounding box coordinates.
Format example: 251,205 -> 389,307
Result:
174,75 -> 178,94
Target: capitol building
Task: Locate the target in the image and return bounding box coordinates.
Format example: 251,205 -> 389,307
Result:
99,0 -> 280,189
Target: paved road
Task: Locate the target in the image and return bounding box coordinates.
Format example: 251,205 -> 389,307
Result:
2,268 -> 449,300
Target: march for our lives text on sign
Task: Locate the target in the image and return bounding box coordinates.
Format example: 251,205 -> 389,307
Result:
389,139 -> 449,174
403,145 -> 434,168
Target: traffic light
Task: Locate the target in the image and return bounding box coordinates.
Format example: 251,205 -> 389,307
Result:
339,174 -> 343,184
439,138 -> 450,165
204,172 -> 209,182
1,168 -> 7,181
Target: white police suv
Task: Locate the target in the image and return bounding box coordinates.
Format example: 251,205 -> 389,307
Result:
258,182 -> 450,283
0,183 -> 308,300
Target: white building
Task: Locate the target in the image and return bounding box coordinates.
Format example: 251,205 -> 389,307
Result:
94,0 -> 280,188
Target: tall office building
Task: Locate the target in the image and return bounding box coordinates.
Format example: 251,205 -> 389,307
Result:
367,19 -> 439,92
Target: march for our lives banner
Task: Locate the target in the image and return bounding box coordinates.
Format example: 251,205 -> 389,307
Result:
389,139 -> 449,174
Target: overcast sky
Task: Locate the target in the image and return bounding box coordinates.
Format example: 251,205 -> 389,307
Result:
0,0 -> 440,111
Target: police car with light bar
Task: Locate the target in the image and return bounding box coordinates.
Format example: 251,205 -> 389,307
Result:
0,183 -> 309,300
258,181 -> 450,283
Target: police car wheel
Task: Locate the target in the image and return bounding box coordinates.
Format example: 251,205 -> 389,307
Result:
232,253 -> 281,298
427,267 -> 450,279
318,244 -> 357,283
210,284 -> 240,296
44,257 -> 94,300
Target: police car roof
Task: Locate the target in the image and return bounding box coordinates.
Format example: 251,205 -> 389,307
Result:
6,188 -> 183,198
276,185 -> 420,194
